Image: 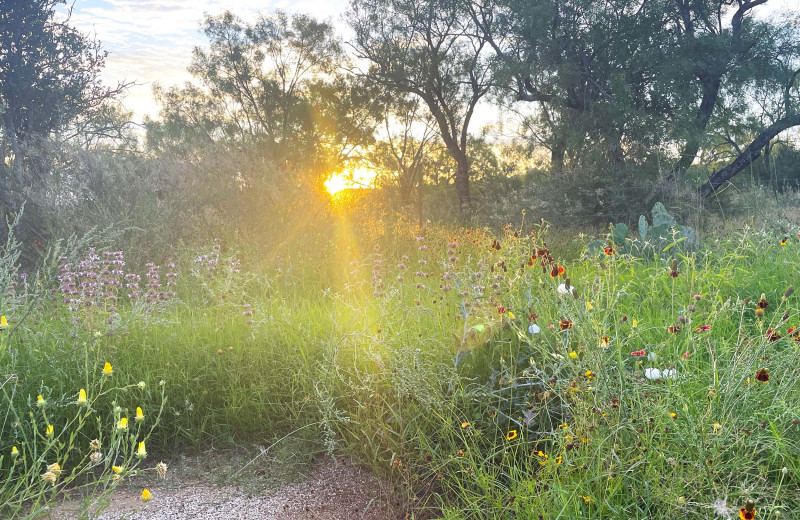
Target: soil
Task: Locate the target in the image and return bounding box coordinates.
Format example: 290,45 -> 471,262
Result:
41,451 -> 395,520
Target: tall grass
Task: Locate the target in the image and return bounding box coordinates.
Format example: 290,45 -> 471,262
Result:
2,207 -> 799,519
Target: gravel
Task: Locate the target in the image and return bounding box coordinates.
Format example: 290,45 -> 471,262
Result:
46,456 -> 392,520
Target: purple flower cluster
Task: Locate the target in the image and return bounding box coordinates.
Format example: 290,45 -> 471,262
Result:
58,249 -> 177,319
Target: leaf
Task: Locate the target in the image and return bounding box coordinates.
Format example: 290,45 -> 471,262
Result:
638,214 -> 648,241
612,223 -> 629,245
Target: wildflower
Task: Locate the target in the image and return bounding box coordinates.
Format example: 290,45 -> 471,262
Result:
599,336 -> 610,347
537,451 -> 549,465
117,417 -> 128,431
780,237 -> 787,246
90,439 -> 101,451
155,461 -> 168,479
586,301 -> 593,311
669,259 -> 679,278
755,368 -> 770,383
550,265 -> 559,278
682,351 -> 691,360
585,370 -> 594,382
77,389 -> 88,405
461,422 -> 470,429
46,424 -> 54,438
41,471 -> 58,485
11,446 -> 19,457
713,423 -> 722,433
739,500 -> 756,520
569,351 -> 578,359
136,441 -> 147,459
559,318 -> 573,331
695,324 -> 711,332
766,329 -> 781,342
507,311 -> 515,320
0,315 -> 7,329
757,294 -> 769,309
631,350 -> 646,356
497,306 -> 506,315
528,323 -> 541,335
755,308 -> 765,318
456,449 -> 465,457
788,327 -> 800,341
670,412 -> 677,419
103,362 -> 113,376
90,451 -> 103,463
141,488 -> 152,502
136,407 -> 145,422
506,430 -> 518,441
632,319 -> 638,328
112,465 -> 124,474
662,368 -> 677,379
37,395 -> 46,407
604,246 -> 615,256
580,495 -> 594,504
138,381 -> 146,390
667,325 -> 681,334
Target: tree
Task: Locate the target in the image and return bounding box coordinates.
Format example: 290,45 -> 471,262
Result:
0,0 -> 129,240
349,0 -> 494,208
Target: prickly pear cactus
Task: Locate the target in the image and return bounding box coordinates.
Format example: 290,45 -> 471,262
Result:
585,203 -> 699,258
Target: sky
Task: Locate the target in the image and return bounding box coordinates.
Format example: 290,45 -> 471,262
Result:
66,0 -> 800,126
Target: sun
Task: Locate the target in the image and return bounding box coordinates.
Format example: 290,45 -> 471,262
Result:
324,166 -> 377,197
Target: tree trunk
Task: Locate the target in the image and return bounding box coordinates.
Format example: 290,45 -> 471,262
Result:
699,114 -> 800,198
550,131 -> 566,171
454,152 -> 471,209
667,76 -> 721,181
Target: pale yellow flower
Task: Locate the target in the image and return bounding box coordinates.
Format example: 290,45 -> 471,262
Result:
37,395 -> 46,407
117,417 -> 128,431
11,446 -> 19,457
586,301 -> 593,311
41,471 -> 57,485
135,407 -> 144,422
136,441 -> 147,459
0,315 -> 7,328
103,362 -> 113,376
77,388 -> 88,405
45,424 -> 54,438
47,462 -> 61,475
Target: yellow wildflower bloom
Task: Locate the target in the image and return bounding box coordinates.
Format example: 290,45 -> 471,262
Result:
506,430 -> 518,441
112,465 -> 124,474
141,488 -> 151,502
77,389 -> 88,405
103,362 -> 113,376
461,422 -> 470,429
713,423 -> 722,433
41,471 -> 57,485
586,301 -> 593,311
47,462 -> 61,475
0,315 -> 7,328
569,351 -> 578,359
37,395 -> 46,407
117,417 -> 128,431
136,407 -> 144,422
11,446 -> 19,457
136,441 -> 147,459
507,311 -> 515,319
670,412 -> 677,419
46,424 -> 54,438
632,319 -> 638,328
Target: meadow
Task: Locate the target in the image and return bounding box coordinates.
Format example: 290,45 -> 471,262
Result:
1,204 -> 799,520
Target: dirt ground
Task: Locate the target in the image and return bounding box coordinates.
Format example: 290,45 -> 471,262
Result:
41,451 -> 395,520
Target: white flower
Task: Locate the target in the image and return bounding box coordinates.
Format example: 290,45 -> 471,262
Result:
528,323 -> 541,335
647,352 -> 657,361
662,368 -> 677,379
557,284 -> 576,295
644,368 -> 661,380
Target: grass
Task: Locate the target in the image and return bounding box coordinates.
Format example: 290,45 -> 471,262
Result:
2,212 -> 800,519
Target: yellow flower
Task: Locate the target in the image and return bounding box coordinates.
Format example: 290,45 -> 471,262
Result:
112,465 -> 124,474
136,441 -> 147,459
136,407 -> 144,422
141,488 -> 151,502
555,455 -> 563,465
506,430 -> 518,441
670,412 -> 677,419
46,424 -> 54,438
713,423 -> 722,433
580,495 -> 594,504
586,301 -> 593,311
632,319 -> 638,328
0,315 -> 7,328
461,421 -> 470,429
41,471 -> 57,485
569,351 -> 578,359
47,462 -> 61,475
37,395 -> 46,407
507,311 -> 515,319
77,389 -> 88,405
103,362 -> 113,376
117,417 -> 128,431
11,446 -> 19,457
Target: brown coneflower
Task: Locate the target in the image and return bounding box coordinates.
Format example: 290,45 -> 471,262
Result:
667,324 -> 681,334
757,293 -> 769,309
739,500 -> 756,520
550,265 -> 560,278
669,259 -> 679,278
755,368 -> 770,383
491,239 -> 501,251
766,329 -> 781,342
559,318 -> 573,331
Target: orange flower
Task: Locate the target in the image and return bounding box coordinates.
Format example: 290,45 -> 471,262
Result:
559,318 -> 573,331
766,329 -> 781,342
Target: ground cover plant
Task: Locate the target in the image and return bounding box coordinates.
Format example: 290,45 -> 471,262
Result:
1,210 -> 799,519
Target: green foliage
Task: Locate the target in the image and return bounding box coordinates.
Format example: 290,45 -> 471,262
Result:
587,202 -> 699,258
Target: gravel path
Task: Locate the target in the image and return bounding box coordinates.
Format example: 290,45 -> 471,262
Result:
46,455 -> 393,520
